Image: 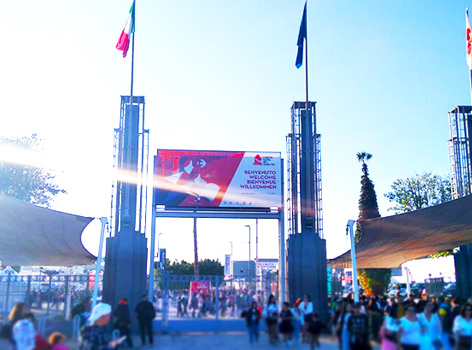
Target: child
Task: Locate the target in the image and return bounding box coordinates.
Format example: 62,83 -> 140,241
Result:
279,302 -> 294,347
49,332 -> 69,350
308,313 -> 325,349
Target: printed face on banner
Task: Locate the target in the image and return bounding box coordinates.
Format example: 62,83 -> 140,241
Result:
154,150 -> 282,209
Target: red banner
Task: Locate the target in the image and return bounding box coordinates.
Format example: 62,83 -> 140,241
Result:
190,281 -> 211,295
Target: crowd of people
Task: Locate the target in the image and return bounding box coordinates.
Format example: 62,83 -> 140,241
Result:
239,292 -> 472,350
6,288 -> 472,350
327,293 -> 472,350
243,294 -> 325,349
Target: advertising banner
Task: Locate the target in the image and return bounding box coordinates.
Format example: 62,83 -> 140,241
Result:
258,261 -> 278,271
190,281 -> 211,295
224,254 -> 231,276
154,150 -> 282,209
159,248 -> 166,271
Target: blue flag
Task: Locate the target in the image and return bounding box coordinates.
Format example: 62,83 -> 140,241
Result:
295,3 -> 307,69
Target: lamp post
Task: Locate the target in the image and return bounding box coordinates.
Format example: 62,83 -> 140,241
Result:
245,225 -> 251,285
346,220 -> 359,303
157,232 -> 164,254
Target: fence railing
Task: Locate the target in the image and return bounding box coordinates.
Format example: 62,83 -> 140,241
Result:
0,273 -> 92,322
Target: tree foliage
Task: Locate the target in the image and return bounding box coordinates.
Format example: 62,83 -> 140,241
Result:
166,258 -> 224,276
384,173 -> 451,214
385,172 -> 452,258
0,134 -> 65,207
355,151 -> 391,296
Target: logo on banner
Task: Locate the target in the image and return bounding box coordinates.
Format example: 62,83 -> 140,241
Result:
253,155 -> 262,166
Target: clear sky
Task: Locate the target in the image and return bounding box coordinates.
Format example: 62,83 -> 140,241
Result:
1,1 -> 470,266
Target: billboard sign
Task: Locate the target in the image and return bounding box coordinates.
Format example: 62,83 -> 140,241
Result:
154,150 -> 282,209
258,261 -> 278,271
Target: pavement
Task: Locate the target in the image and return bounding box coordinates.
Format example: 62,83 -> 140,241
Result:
65,333 -> 380,350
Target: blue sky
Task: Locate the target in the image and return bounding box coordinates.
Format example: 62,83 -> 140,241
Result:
0,0 -> 470,265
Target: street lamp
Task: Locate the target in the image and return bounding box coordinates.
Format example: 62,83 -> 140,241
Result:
157,232 -> 164,257
346,220 -> 359,303
245,225 -> 251,284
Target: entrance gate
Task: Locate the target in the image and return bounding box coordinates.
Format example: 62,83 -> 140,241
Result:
153,273 -> 279,333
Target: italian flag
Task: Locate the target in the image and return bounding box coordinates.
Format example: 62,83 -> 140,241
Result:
467,8 -> 472,69
116,1 -> 135,58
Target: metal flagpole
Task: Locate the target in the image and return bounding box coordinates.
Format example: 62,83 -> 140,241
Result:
469,69 -> 472,105
468,8 -> 472,105
304,0 -> 309,107
130,0 -> 135,98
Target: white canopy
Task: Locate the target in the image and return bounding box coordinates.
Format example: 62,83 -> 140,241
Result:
0,195 -> 95,266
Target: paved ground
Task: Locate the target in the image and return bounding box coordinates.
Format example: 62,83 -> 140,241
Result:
65,333 -> 380,350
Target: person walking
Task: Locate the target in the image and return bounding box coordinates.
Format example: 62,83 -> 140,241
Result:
397,305 -> 422,350
308,313 -> 325,350
279,302 -> 294,347
290,301 -> 302,345
347,303 -> 371,350
453,303 -> 472,350
380,317 -> 399,350
112,298 -> 133,349
299,295 -> 314,343
263,294 -> 279,345
417,301 -> 442,350
79,303 -> 121,350
338,303 -> 352,350
437,297 -> 453,350
135,294 -> 156,348
245,301 -> 261,344
12,314 -> 36,350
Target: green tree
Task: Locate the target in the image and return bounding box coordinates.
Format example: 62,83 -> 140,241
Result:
168,260 -> 194,275
355,151 -> 391,296
0,134 -> 65,207
199,259 -> 224,276
385,172 -> 452,258
165,259 -> 224,276
384,173 -> 451,214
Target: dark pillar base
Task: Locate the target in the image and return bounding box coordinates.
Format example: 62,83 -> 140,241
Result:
287,233 -> 328,322
103,228 -> 148,329
455,245 -> 472,299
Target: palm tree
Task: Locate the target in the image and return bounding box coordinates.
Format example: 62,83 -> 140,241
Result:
355,151 -> 390,296
356,151 -> 372,177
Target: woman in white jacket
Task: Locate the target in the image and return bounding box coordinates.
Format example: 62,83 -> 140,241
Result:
299,295 -> 314,343
453,304 -> 472,350
417,302 -> 442,350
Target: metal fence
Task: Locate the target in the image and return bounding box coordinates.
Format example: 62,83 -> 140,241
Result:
153,273 -> 279,329
0,273 -> 92,323
425,277 -> 445,296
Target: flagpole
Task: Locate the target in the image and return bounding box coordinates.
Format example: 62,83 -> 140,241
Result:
304,0 -> 309,108
469,69 -> 472,105
130,1 -> 135,99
